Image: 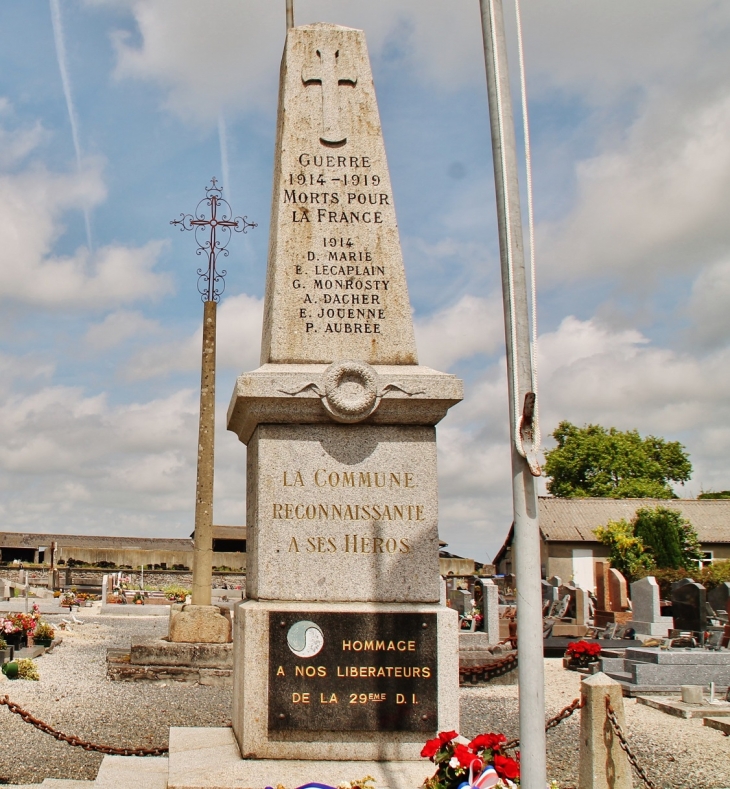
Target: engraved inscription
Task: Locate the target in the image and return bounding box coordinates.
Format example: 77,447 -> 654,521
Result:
268,612 -> 438,732
285,153 -> 393,337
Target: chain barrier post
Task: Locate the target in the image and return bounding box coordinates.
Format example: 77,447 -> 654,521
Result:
578,674 -> 631,789
605,698 -> 658,789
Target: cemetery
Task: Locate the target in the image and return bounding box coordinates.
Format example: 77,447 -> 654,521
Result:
2,3 -> 730,789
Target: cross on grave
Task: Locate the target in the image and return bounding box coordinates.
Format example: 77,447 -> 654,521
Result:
302,45 -> 357,146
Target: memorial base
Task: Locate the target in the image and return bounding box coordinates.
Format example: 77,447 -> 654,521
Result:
232,600 -> 458,762
594,610 -> 633,628
167,727 -> 433,789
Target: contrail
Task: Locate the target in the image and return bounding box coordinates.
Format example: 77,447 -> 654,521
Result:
218,113 -> 231,206
49,0 -> 92,251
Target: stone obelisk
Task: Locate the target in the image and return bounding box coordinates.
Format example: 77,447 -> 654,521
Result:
223,23 -> 462,785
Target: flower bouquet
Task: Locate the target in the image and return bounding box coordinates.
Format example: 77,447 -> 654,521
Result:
34,620 -> 55,647
460,601 -> 484,632
421,730 -> 521,789
564,640 -> 601,669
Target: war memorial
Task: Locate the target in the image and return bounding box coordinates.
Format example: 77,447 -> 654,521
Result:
204,20 -> 463,787
4,7 -> 730,789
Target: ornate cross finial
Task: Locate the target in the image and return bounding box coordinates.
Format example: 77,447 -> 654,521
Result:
171,178 -> 257,302
302,46 -> 357,146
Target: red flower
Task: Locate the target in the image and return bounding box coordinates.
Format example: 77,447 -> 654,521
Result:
453,743 -> 482,771
469,733 -> 507,753
493,753 -> 520,781
420,738 -> 442,759
420,731 -> 458,760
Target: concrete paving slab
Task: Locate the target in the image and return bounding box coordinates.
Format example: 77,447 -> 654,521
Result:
167,727 -> 431,789
95,755 -> 168,789
637,695 -> 730,718
704,717 -> 730,735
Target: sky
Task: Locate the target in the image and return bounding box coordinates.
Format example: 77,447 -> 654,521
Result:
0,0 -> 730,562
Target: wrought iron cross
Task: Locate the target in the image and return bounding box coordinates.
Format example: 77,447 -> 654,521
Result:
171,178 -> 257,302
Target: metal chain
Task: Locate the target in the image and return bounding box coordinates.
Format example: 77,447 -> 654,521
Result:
0,695 -> 168,756
459,653 -> 518,683
503,696 -> 583,751
605,697 -> 657,789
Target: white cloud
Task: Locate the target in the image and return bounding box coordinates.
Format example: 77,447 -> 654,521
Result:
686,258 -> 730,349
414,293 -> 503,371
0,149 -> 171,308
85,309 -> 161,350
99,0 -> 485,123
538,91 -> 730,285
432,312 -> 730,558
125,292 -> 263,379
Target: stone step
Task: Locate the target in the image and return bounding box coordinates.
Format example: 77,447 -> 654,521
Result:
704,716 -> 730,735
167,727 -> 431,789
605,671 -> 633,681
42,780 -> 97,789
95,755 -> 168,789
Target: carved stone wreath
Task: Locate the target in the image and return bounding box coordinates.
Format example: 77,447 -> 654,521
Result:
278,360 -> 424,424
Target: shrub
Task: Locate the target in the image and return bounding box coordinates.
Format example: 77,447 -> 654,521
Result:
16,658 -> 39,681
594,519 -> 655,581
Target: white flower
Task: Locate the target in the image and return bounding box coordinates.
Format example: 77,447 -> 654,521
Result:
449,757 -> 461,770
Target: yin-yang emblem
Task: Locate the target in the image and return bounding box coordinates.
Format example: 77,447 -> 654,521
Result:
286,620 -> 324,658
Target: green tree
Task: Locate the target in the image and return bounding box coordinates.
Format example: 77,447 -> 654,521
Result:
633,506 -> 702,571
698,490 -> 730,499
593,518 -> 655,581
543,421 -> 692,498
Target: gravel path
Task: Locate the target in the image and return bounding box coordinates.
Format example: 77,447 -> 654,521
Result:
0,613 -> 230,786
461,659 -> 730,789
1,617 -> 729,788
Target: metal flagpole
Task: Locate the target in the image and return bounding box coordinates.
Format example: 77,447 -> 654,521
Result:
286,0 -> 294,31
478,1 -> 546,787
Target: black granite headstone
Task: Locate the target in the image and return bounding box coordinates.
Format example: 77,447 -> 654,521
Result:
708,582 -> 730,616
671,581 -> 707,632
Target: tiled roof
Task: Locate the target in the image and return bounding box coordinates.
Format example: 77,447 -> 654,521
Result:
538,498 -> 730,543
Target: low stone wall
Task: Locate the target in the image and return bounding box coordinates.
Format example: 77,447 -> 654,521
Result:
0,567 -> 246,589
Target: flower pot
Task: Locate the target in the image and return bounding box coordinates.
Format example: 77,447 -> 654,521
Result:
5,631 -> 25,649
1,660 -> 18,679
35,637 -> 52,648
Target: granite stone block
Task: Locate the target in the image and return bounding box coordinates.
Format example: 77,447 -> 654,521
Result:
246,423 -> 441,603
231,599 -> 458,761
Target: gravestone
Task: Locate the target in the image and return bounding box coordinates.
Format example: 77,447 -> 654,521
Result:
224,22 -> 462,773
672,581 -> 707,633
708,582 -> 730,616
629,576 -> 673,637
595,561 -> 610,611
595,565 -> 633,629
552,586 -> 590,637
448,588 -> 471,617
608,568 -> 630,611
475,578 -> 499,644
542,579 -> 558,603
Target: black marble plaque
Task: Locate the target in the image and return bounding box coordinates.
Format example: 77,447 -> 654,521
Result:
268,612 -> 437,732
